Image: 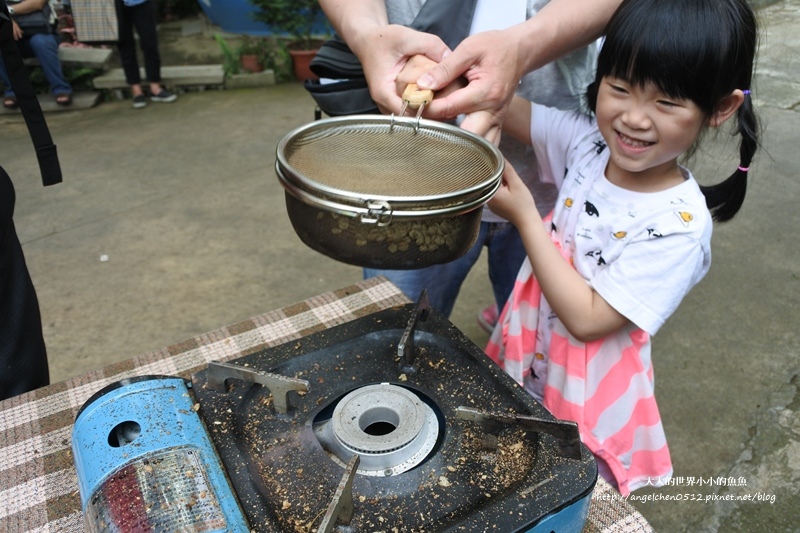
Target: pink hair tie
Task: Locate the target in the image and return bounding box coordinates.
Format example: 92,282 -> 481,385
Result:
738,166 -> 750,172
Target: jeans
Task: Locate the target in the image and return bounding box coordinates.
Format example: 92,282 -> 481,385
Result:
364,220 -> 528,318
0,33 -> 72,97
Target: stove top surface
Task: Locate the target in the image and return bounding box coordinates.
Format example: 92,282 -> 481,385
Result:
191,301 -> 596,532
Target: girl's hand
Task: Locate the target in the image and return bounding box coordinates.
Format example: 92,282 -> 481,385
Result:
487,162 -> 537,227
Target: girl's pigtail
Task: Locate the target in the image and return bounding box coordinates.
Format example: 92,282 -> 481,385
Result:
701,92 -> 760,222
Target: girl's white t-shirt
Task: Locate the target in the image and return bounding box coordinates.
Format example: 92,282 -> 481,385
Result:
529,103 -> 713,336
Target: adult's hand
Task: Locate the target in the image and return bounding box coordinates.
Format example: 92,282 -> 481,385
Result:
12,20 -> 23,40
320,0 -> 621,141
356,25 -> 451,115
414,28 -> 528,144
318,0 -> 451,115
394,54 -> 466,111
412,0 -> 624,142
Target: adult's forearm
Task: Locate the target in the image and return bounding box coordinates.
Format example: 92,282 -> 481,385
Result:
513,0 -> 622,75
9,0 -> 49,16
317,0 -> 450,115
317,0 -> 388,56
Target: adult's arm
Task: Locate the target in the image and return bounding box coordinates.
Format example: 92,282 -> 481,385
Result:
317,0 -> 451,115
7,0 -> 48,16
7,0 -> 49,39
418,0 -> 623,141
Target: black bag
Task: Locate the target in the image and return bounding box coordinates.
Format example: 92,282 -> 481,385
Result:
1,3 -> 62,401
12,3 -> 53,35
304,0 -> 477,117
303,34 -> 377,117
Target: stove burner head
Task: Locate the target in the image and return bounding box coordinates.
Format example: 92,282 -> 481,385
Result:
314,383 -> 440,476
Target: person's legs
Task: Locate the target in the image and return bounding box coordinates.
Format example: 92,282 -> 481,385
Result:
26,34 -> 72,97
0,39 -> 37,99
476,221 -> 528,333
130,0 -> 162,86
0,55 -> 15,98
485,221 -> 527,312
128,0 -> 175,101
116,0 -> 140,85
364,222 -> 489,317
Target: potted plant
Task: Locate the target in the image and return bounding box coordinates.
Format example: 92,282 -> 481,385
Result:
214,34 -> 293,82
237,35 -> 269,73
248,0 -> 330,80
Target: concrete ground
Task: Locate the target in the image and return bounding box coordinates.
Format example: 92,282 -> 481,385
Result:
2,0 -> 799,531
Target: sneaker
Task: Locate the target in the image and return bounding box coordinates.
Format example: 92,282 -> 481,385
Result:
150,88 -> 177,103
477,303 -> 499,334
132,94 -> 147,109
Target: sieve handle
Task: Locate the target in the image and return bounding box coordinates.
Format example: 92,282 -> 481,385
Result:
400,83 -> 435,120
401,84 -> 434,109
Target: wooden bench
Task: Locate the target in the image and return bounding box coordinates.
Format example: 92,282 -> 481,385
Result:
92,65 -> 225,97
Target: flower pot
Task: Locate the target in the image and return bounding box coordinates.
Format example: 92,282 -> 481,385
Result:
240,54 -> 264,73
288,48 -> 319,81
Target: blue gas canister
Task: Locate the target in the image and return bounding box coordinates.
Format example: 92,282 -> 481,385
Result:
72,376 -> 249,532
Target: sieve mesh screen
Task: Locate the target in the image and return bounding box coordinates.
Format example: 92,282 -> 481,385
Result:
281,122 -> 499,198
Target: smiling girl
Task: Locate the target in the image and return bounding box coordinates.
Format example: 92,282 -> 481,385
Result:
484,0 -> 759,495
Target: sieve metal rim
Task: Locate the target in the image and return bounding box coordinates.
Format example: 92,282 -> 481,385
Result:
275,114 -> 504,205
277,165 -> 500,220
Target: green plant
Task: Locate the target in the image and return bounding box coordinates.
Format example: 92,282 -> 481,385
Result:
214,34 -> 294,82
214,34 -> 241,77
238,35 -> 270,59
24,65 -> 100,94
247,37 -> 294,82
248,0 -> 328,50
268,40 -> 294,82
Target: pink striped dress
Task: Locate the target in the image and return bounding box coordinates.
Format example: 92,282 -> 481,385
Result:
485,104 -> 713,495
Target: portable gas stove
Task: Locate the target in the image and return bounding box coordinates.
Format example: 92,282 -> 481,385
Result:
73,292 -> 596,532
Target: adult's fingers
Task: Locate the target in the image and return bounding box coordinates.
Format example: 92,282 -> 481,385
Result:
357,26 -> 450,114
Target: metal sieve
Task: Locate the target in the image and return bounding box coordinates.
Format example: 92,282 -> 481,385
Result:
276,114 -> 504,269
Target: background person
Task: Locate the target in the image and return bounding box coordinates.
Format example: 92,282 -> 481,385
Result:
114,0 -> 176,108
0,0 -> 72,108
